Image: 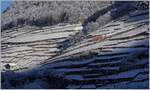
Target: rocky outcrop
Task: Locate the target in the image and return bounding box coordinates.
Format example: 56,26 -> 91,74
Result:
1,23 -> 83,71
44,9 -> 149,89
1,1 -> 149,89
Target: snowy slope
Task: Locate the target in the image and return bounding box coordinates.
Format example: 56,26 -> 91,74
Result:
1,24 -> 83,70
40,9 -> 149,89
1,4 -> 149,89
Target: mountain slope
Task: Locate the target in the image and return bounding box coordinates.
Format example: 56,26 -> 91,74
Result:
41,9 -> 149,89
1,1 -> 111,30
1,1 -> 149,89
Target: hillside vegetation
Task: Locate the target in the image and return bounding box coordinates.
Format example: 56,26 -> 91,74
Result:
1,1 -> 111,30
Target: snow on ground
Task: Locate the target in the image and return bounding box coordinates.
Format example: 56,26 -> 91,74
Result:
1,9 -> 149,89
49,43 -> 147,61
6,32 -> 75,43
81,84 -> 96,89
3,46 -> 33,52
1,23 -> 83,71
65,75 -> 84,80
90,68 -> 148,80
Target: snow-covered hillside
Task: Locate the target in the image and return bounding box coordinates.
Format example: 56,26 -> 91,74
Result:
1,23 -> 83,71
1,1 -> 149,89
40,9 -> 149,89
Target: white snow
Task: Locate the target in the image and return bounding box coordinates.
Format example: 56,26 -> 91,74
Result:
89,61 -> 121,66
5,46 -> 32,52
6,32 -> 75,43
97,47 -> 147,56
111,25 -> 148,39
101,67 -> 120,70
89,68 -> 148,80
133,74 -> 148,81
127,14 -> 148,22
129,9 -> 149,17
81,84 -> 96,88
66,84 -> 81,89
50,23 -> 82,30
65,75 -> 84,80
95,52 -> 134,60
49,47 -> 60,51
41,58 -> 94,69
103,38 -> 149,48
55,68 -> 87,73
22,79 -> 49,89
49,41 -> 147,62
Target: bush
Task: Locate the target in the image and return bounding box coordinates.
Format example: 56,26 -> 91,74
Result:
1,1 -> 111,30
